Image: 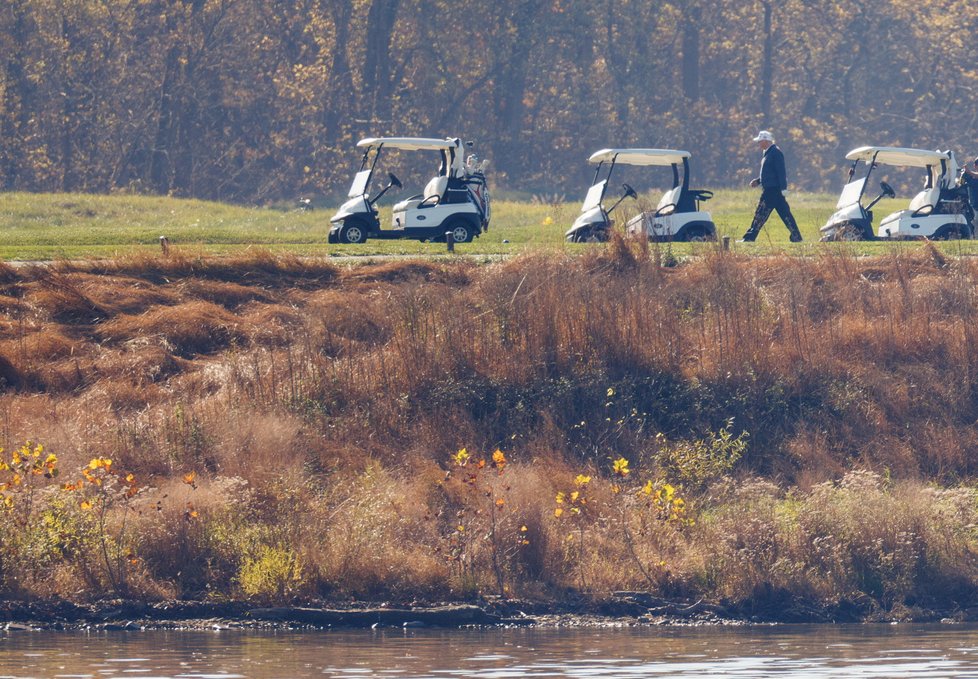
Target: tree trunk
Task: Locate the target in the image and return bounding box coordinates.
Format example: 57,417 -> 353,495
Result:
682,5 -> 700,102
60,14 -> 78,192
1,2 -> 35,190
604,0 -> 631,131
171,0 -> 206,196
362,0 -> 400,128
150,8 -> 182,194
492,4 -> 547,181
323,0 -> 354,138
761,0 -> 773,122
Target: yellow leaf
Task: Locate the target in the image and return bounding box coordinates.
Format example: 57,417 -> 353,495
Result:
80,500 -> 92,510
554,507 -> 563,518
182,471 -> 195,485
612,457 -> 630,477
574,474 -> 591,487
495,498 -> 505,507
453,448 -> 469,466
492,449 -> 507,469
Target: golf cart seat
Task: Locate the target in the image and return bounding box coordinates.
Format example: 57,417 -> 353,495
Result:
392,195 -> 424,213
880,186 -> 941,231
655,186 -> 683,216
420,175 -> 448,206
392,175 -> 448,213
908,186 -> 940,215
879,186 -> 938,230
678,189 -> 713,212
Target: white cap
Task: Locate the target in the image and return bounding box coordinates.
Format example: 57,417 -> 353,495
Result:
753,130 -> 774,143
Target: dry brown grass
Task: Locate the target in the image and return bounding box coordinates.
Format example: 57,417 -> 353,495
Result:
4,246 -> 978,609
98,301 -> 244,357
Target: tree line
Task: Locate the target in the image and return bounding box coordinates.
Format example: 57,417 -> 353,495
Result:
1,0 -> 976,203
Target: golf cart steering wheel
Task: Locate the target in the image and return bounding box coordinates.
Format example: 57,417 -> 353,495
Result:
622,183 -> 638,200
879,181 -> 895,198
389,172 -> 402,189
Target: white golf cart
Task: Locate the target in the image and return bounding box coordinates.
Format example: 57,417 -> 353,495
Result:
328,137 -> 490,244
565,148 -> 716,243
820,146 -> 974,241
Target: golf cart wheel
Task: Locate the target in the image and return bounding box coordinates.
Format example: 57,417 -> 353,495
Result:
682,226 -> 715,243
340,221 -> 368,244
933,224 -> 965,240
836,223 -> 865,242
446,219 -> 474,243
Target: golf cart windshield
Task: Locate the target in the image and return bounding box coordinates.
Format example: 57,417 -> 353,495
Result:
348,169 -> 372,198
837,177 -> 867,209
581,180 -> 608,212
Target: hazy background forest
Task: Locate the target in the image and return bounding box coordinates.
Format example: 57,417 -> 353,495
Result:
2,0 -> 977,204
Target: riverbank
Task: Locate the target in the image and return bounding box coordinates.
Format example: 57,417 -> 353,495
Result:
3,244 -> 978,620
3,590 -> 977,631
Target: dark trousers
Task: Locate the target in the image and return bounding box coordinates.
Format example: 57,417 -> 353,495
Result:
743,187 -> 801,241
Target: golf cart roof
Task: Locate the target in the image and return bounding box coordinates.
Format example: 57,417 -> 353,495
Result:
357,137 -> 457,151
588,148 -> 691,166
845,146 -> 951,167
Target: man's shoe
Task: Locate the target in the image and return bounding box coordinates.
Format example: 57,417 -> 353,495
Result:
737,236 -> 756,243
789,232 -> 803,243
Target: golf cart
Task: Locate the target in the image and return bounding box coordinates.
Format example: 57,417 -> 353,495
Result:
820,146 -> 974,241
565,148 -> 716,243
328,137 -> 490,244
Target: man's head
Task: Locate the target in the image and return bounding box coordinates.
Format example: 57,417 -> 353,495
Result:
752,130 -> 774,150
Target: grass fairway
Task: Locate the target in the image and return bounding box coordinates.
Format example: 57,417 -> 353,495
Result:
2,190 -> 977,259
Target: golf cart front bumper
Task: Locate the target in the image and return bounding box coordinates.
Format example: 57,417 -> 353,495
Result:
327,224 -> 341,243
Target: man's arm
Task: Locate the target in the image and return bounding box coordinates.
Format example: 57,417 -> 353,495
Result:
774,148 -> 788,191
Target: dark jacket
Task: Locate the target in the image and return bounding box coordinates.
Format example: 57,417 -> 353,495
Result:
758,144 -> 787,191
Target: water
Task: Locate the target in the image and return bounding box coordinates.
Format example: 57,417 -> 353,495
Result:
3,624 -> 978,678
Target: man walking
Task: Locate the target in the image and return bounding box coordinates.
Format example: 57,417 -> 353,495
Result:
739,130 -> 802,242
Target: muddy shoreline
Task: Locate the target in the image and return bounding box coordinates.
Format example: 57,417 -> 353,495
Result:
2,591 -> 976,631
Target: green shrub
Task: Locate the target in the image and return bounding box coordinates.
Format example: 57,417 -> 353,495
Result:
238,545 -> 304,603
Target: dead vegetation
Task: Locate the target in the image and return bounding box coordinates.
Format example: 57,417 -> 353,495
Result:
3,244 -> 978,612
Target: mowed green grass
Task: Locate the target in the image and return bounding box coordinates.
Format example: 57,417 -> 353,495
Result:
1,189 -> 976,260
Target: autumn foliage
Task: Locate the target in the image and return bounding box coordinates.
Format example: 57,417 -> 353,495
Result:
0,1 -> 975,201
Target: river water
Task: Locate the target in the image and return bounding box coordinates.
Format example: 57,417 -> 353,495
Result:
3,623 -> 978,678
